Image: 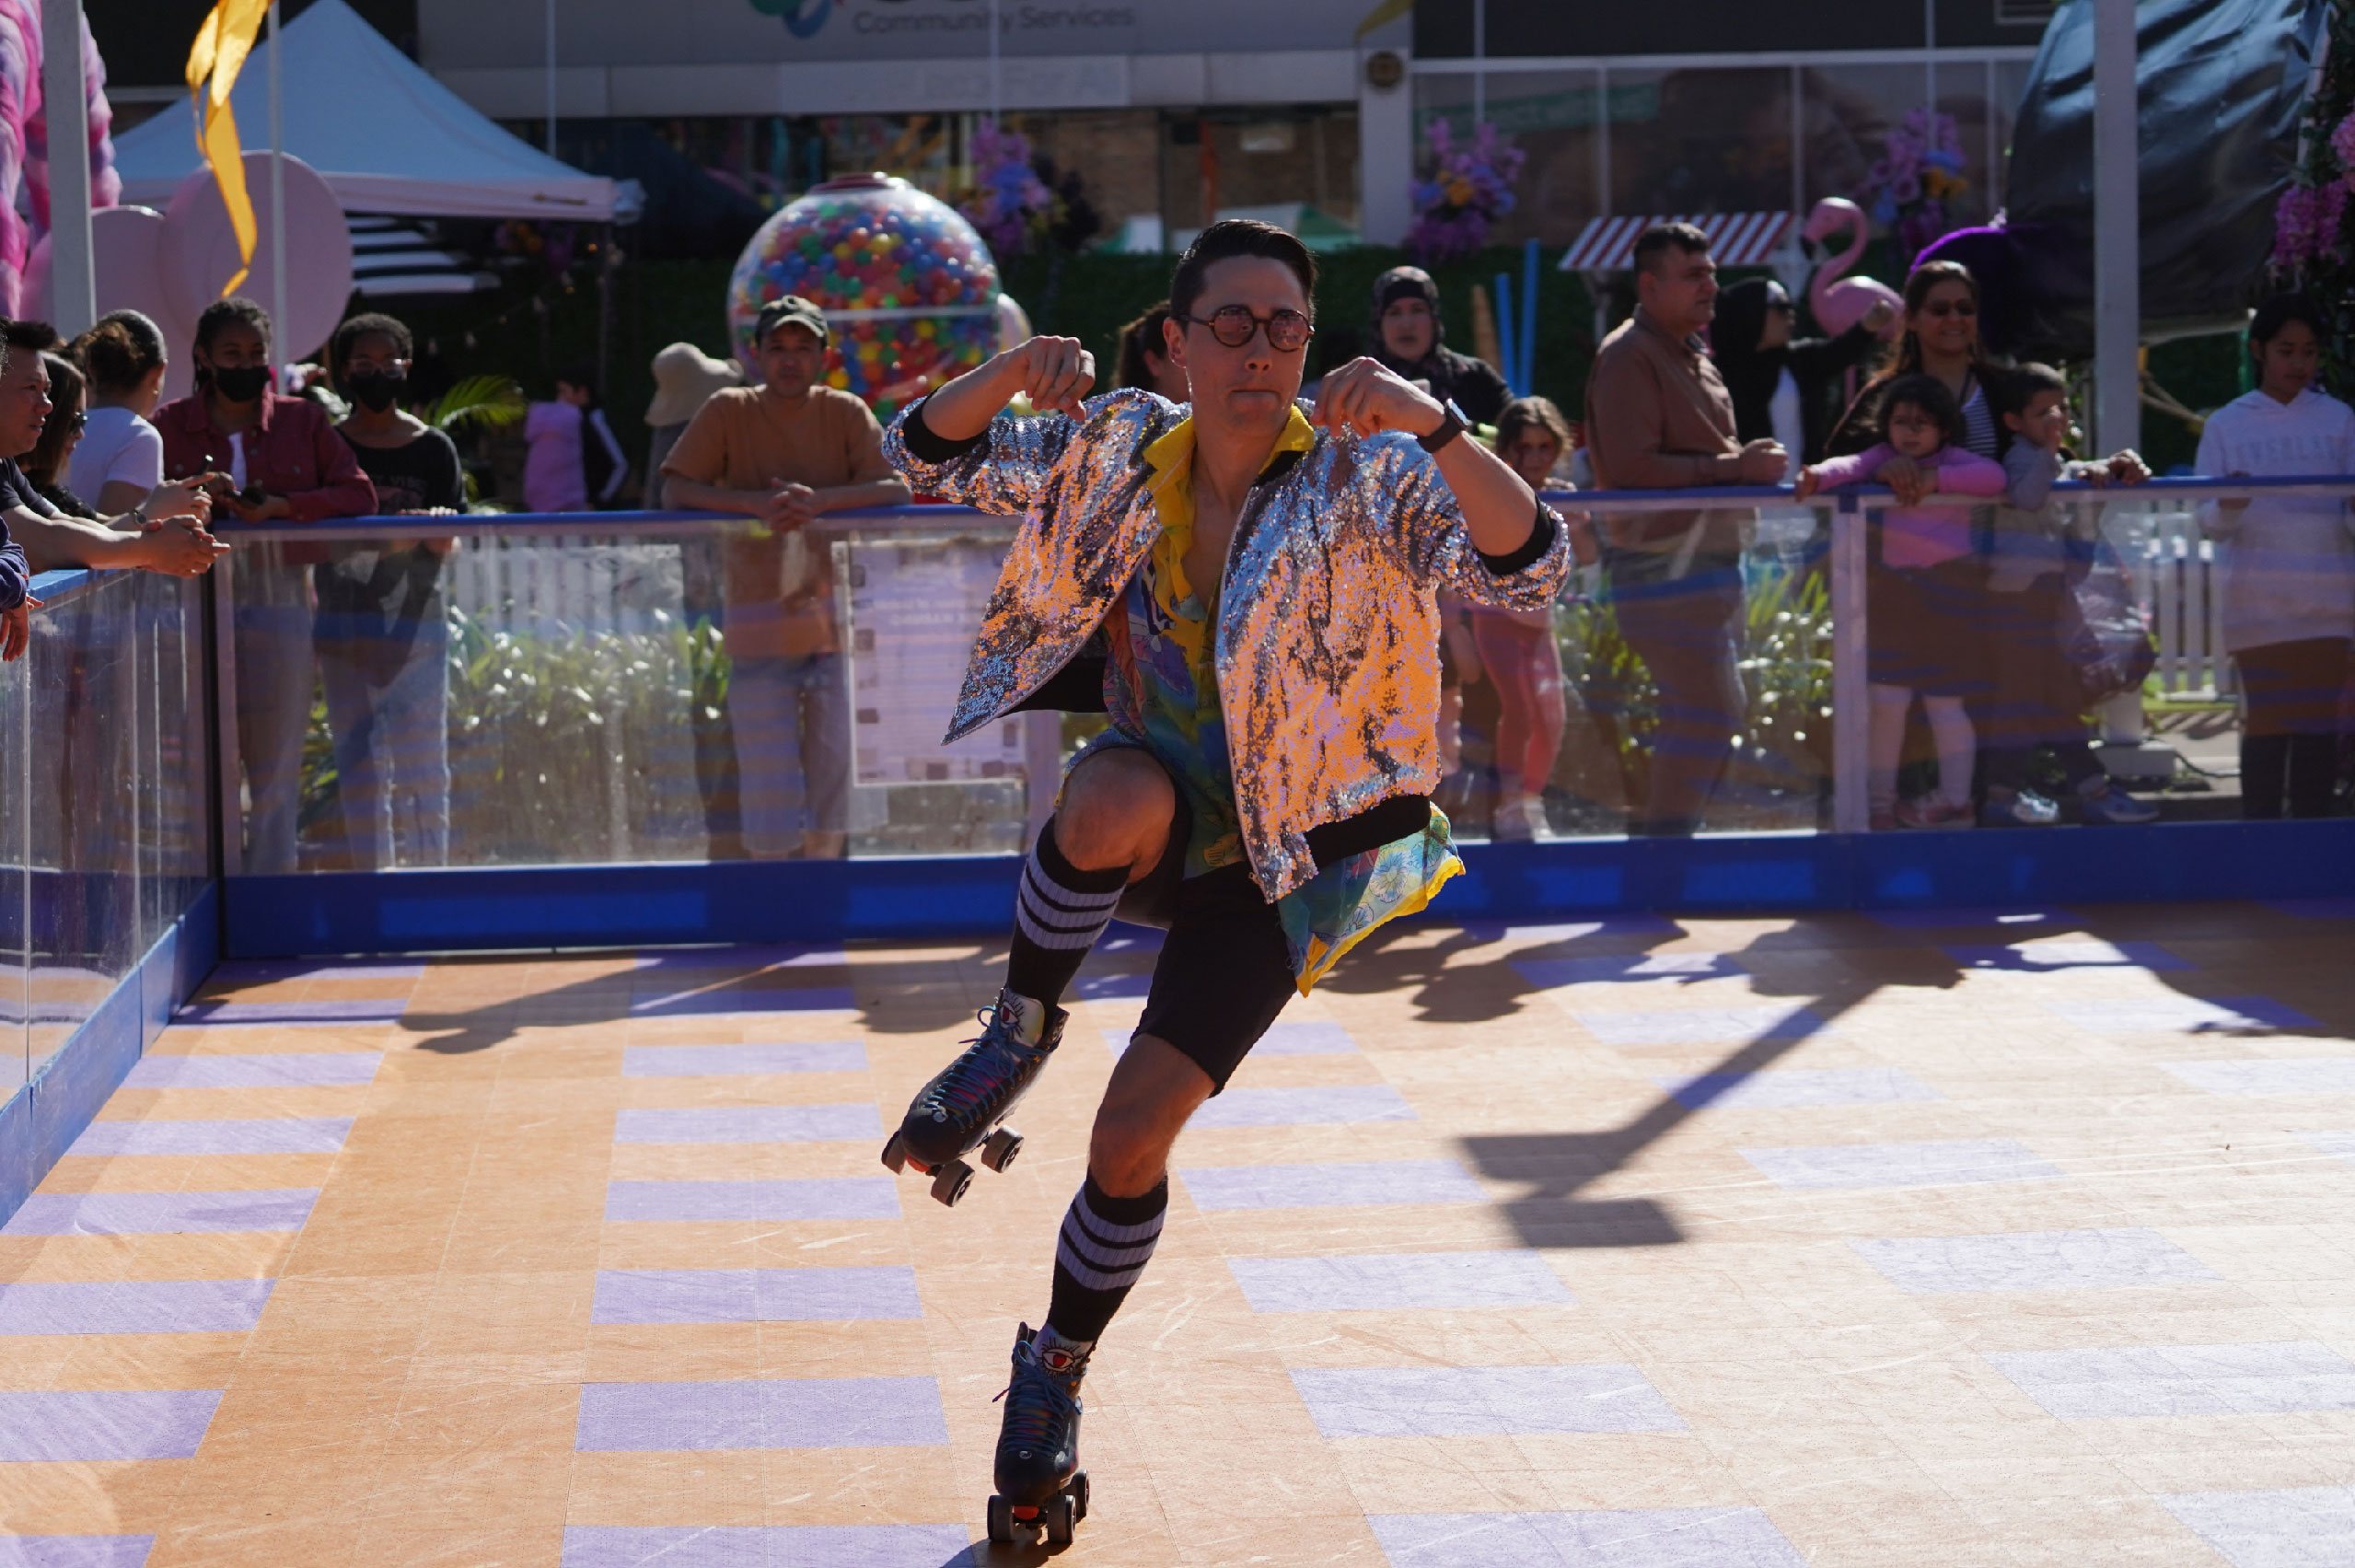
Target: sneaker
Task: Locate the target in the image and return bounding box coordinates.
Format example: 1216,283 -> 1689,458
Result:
1980,790 -> 2060,828
1894,796 -> 1975,830
2079,783 -> 2159,825
1489,796 -> 1532,842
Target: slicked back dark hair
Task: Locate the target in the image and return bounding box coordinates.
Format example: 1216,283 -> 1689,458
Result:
1167,219 -> 1317,327
1632,222 -> 1711,276
330,311 -> 414,379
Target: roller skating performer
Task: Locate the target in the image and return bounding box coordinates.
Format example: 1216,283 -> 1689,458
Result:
878,220 -> 1572,1543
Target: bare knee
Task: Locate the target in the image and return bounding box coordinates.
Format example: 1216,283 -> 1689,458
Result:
1086,1103 -> 1173,1198
1053,749 -> 1174,875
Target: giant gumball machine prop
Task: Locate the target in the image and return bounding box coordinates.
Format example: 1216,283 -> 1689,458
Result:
726,173 -> 1003,417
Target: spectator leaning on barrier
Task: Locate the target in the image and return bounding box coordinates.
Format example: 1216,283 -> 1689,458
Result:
1711,277 -> 1894,475
67,309 -> 172,517
1367,266 -> 1511,427
1798,373 -> 2006,831
2196,293 -> 2355,820
662,295 -> 911,860
157,296 -> 377,874
643,343 -> 743,512
1978,363 -> 2158,829
1583,222 -> 1787,836
0,319 -> 223,580
23,353 -> 98,515
317,310 -> 461,872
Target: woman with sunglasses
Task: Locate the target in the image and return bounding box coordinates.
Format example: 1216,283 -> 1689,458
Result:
1827,261 -> 2001,460
878,219 -> 1570,1546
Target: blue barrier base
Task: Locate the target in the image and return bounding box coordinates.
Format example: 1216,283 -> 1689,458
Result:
222,821 -> 2355,957
0,883 -> 220,1223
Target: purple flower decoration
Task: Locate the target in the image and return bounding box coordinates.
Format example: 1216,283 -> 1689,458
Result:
1405,118 -> 1526,263
2275,184 -> 2321,274
2331,110 -> 2355,173
958,123 -> 1053,258
1856,107 -> 1971,271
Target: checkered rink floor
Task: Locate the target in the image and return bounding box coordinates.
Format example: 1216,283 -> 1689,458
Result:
6,902 -> 2355,1565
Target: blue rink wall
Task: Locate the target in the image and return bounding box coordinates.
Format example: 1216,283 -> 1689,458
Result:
223,820 -> 2355,957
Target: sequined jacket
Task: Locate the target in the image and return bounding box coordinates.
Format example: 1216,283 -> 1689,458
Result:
884,388 -> 1572,901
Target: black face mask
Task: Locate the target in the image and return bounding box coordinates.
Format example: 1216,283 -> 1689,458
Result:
345,369 -> 405,412
210,365 -> 270,402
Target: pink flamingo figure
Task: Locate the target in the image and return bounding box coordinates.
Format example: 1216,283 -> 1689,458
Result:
1802,198 -> 1902,340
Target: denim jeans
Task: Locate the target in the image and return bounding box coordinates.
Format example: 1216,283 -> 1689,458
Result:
728,652 -> 850,856
1608,567 -> 1746,836
316,605 -> 451,869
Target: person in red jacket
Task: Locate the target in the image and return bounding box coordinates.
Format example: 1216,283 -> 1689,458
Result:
157,296 -> 377,872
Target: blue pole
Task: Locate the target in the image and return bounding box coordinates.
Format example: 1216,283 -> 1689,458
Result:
1520,237 -> 1541,397
1493,272 -> 1516,392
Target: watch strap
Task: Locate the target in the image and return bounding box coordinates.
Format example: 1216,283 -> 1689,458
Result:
1416,399 -> 1468,453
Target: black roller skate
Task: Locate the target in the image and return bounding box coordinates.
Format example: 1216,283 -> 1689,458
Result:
880,988 -> 1066,1207
986,1324 -> 1091,1546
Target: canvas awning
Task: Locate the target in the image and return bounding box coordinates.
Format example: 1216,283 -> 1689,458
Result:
1559,213 -> 1796,272
110,0 -> 617,222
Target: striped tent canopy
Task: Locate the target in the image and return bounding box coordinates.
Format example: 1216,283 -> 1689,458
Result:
348,215 -> 494,296
1558,213 -> 1796,273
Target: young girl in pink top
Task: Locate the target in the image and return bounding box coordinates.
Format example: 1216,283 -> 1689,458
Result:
1797,374 -> 2008,829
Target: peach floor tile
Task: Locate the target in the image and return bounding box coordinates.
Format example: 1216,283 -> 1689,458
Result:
7,905 -> 2355,1562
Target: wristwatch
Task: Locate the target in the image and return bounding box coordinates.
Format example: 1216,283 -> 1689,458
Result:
1416,398 -> 1468,453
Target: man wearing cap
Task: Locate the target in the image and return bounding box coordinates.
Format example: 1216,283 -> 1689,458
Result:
663,296 -> 911,859
1367,265 -> 1512,426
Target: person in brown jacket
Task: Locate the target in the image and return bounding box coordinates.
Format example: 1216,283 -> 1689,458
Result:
1583,223 -> 1787,835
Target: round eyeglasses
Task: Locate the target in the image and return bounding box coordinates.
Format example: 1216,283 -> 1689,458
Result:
1181,306 -> 1314,353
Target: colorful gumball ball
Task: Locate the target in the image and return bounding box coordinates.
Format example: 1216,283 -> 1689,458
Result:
726,174 -> 1003,419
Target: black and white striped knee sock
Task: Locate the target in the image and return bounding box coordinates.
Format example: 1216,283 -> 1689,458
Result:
1045,1172 -> 1167,1345
1004,818 -> 1125,1008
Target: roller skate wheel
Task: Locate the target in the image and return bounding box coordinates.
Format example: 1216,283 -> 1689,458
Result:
1045,1490 -> 1077,1545
879,1132 -> 908,1175
930,1159 -> 974,1208
1072,1469 -> 1090,1521
986,1493 -> 1015,1544
980,1127 -> 1023,1173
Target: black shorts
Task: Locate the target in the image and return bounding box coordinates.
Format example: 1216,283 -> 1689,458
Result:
1108,765 -> 1297,1095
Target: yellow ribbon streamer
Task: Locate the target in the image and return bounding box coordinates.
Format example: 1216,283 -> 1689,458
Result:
185,0 -> 271,296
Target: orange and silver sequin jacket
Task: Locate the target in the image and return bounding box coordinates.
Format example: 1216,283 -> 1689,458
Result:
884,387 -> 1573,903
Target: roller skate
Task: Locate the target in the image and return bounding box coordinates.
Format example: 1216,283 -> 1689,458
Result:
986,1324 -> 1090,1546
880,988 -> 1065,1207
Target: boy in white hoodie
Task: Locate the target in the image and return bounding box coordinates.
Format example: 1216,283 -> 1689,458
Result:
2196,294 -> 2355,819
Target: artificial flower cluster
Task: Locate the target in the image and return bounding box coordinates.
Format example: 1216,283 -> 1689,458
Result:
1859,108 -> 1969,272
1404,118 -> 1526,263
957,122 -> 1054,258
2272,109 -> 2355,275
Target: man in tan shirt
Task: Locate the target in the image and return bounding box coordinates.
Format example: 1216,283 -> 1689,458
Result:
665,296 -> 911,858
1583,223 -> 1786,836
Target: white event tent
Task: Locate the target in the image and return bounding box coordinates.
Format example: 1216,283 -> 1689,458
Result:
110,0 -> 620,223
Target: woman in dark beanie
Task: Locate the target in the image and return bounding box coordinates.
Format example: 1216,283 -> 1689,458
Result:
1710,277 -> 1892,474
1366,265 -> 1511,426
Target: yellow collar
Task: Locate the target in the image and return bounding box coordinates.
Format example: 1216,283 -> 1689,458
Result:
1141,405 -> 1317,504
